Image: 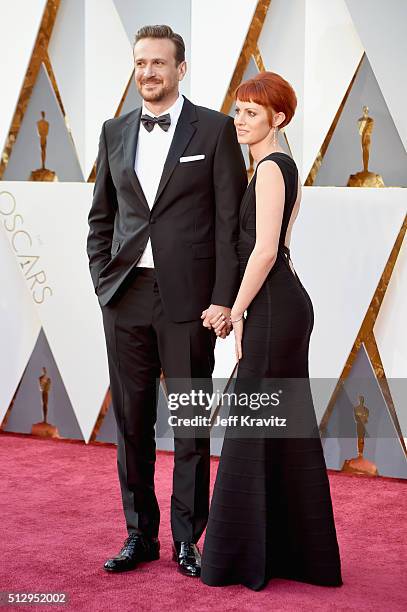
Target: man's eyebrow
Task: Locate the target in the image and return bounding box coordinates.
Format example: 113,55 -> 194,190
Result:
134,57 -> 167,62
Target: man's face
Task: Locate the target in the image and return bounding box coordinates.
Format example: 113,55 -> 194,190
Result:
133,37 -> 186,103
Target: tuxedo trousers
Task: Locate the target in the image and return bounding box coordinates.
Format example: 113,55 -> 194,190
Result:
100,268 -> 215,542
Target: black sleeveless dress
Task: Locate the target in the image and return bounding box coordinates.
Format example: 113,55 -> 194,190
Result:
200,153 -> 343,590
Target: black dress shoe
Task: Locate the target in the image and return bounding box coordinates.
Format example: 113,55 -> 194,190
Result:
172,542 -> 201,577
104,533 -> 160,572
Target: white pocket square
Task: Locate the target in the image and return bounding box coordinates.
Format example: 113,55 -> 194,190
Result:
179,154 -> 205,163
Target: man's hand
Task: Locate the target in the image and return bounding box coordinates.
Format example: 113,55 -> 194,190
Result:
201,305 -> 232,339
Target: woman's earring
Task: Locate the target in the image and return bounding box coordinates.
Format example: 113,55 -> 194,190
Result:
273,126 -> 278,148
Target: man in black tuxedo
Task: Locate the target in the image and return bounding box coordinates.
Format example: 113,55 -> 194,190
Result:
87,25 -> 247,577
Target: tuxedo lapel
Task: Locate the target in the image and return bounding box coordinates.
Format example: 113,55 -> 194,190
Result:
122,109 -> 150,213
152,97 -> 198,209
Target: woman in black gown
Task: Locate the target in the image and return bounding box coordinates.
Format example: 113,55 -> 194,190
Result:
200,72 -> 343,591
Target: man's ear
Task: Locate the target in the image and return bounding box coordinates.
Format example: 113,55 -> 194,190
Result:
178,60 -> 187,82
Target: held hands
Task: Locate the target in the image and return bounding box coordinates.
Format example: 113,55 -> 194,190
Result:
201,305 -> 244,360
201,305 -> 232,339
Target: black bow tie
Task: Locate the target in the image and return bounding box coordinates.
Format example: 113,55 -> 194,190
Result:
141,113 -> 171,132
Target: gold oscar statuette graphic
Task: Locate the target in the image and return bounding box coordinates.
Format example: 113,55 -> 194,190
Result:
347,106 -> 385,187
29,111 -> 58,182
342,395 -> 378,476
31,367 -> 59,438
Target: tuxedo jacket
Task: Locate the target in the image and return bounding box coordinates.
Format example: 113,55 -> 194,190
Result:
86,96 -> 248,322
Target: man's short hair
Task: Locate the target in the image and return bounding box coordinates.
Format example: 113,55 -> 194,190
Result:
134,25 -> 185,66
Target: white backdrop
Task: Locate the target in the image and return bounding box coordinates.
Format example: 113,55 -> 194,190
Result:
0,0 -> 47,154
0,183 -> 109,441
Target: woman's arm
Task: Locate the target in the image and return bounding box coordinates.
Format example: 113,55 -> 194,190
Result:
230,159 -> 285,319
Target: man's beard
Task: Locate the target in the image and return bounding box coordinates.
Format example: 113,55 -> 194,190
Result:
138,81 -> 170,102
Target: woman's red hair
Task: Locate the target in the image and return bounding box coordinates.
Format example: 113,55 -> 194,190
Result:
235,71 -> 297,128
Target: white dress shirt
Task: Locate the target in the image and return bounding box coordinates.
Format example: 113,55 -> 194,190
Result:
134,94 -> 184,268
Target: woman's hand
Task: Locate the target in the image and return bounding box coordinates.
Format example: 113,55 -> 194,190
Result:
231,313 -> 244,361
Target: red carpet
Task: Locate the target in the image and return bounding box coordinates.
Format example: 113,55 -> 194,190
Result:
0,434 -> 406,611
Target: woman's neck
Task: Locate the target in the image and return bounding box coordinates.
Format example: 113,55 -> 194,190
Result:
250,142 -> 285,164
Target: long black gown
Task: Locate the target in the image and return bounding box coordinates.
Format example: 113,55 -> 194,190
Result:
200,152 -> 343,591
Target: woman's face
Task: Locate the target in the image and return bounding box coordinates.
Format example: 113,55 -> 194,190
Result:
234,99 -> 272,145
